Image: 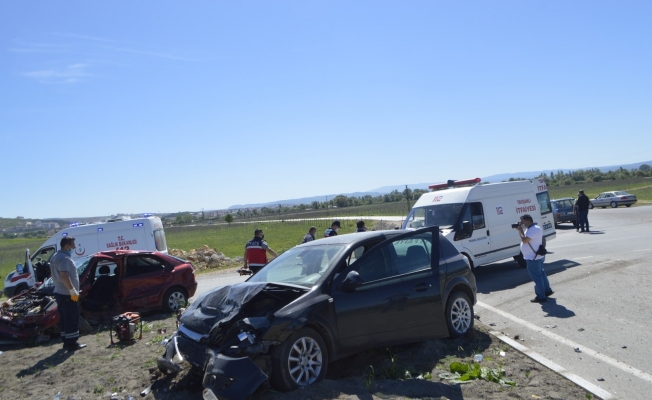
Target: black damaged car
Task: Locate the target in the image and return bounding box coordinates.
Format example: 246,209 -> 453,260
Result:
158,226 -> 477,399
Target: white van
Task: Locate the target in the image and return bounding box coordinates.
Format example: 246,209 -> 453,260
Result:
3,216 -> 168,297
402,178 -> 555,270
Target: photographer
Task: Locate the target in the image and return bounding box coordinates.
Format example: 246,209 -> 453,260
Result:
514,214 -> 553,303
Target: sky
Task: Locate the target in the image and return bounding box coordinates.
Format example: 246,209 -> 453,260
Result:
2,1 -> 651,219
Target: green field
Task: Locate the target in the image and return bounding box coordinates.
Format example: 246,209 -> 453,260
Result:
546,177 -> 652,203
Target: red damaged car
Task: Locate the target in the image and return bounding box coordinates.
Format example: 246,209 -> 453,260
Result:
0,250 -> 197,341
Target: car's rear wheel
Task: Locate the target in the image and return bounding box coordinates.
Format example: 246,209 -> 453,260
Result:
513,253 -> 527,268
611,201 -> 618,208
626,204 -> 632,207
162,287 -> 187,313
446,291 -> 474,338
271,327 -> 328,391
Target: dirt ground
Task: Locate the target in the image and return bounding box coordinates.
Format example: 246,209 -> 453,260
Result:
0,309 -> 598,400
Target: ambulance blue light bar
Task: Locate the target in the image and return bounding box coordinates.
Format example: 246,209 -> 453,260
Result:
98,228 -> 103,232
143,213 -> 153,217
62,232 -> 68,237
133,223 -> 144,227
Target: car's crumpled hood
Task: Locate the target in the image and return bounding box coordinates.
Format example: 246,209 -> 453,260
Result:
180,282 -> 269,336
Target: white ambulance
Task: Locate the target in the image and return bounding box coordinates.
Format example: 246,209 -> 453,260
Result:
3,216 -> 168,297
402,178 -> 555,270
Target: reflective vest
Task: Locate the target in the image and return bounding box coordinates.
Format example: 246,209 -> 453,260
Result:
245,238 -> 268,268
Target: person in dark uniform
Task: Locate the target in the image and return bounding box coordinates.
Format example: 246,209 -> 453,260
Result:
356,220 -> 367,232
575,190 -> 591,233
324,220 -> 341,237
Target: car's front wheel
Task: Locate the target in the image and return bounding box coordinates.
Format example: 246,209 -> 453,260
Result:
446,291 -> 474,338
611,201 -> 618,208
162,287 -> 187,313
272,327 -> 328,391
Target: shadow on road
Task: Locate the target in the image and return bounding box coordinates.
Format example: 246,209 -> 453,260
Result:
538,297 -> 576,318
474,258 -> 582,295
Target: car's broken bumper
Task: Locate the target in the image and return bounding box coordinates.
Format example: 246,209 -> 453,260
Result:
158,335 -> 269,400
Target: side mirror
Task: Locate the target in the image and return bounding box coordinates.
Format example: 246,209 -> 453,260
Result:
454,221 -> 473,241
341,271 -> 363,292
463,221 -> 472,235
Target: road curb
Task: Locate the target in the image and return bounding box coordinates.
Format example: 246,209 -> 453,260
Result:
479,322 -> 615,400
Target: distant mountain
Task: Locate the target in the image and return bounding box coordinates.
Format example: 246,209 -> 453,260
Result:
227,160 -> 652,209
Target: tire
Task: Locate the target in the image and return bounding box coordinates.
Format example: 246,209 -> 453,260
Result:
513,253 -> 527,268
445,291 -> 474,338
626,204 -> 632,207
589,203 -> 594,210
15,284 -> 28,295
271,327 -> 328,391
162,287 -> 187,313
610,201 -> 618,208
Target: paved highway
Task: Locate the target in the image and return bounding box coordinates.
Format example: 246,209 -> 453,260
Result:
474,206 -> 652,399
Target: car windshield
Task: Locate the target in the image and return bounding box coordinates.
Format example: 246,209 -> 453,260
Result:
402,203 -> 463,229
40,258 -> 92,288
247,244 -> 346,287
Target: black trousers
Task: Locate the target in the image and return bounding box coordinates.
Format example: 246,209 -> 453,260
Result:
54,293 -> 80,346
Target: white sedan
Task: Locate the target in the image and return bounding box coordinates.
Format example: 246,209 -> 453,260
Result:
589,191 -> 637,209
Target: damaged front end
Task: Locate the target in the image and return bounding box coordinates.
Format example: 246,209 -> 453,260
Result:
157,282 -> 308,400
0,288 -> 58,341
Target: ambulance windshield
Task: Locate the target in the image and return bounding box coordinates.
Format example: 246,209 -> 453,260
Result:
403,203 -> 463,229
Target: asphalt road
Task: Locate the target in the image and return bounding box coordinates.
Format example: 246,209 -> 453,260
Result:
474,206 -> 652,399
190,207 -> 652,399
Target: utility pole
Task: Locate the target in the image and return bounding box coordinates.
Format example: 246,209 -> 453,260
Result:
405,185 -> 411,214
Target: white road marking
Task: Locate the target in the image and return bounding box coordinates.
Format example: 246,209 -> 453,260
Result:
632,249 -> 650,252
477,301 -> 652,385
488,330 -> 614,400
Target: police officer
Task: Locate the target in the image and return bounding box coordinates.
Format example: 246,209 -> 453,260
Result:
324,220 -> 341,237
243,229 -> 277,274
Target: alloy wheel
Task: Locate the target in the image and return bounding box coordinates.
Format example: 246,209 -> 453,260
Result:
287,336 -> 323,386
450,297 -> 472,334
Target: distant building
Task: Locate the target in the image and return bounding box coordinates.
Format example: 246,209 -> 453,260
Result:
16,216 -> 24,219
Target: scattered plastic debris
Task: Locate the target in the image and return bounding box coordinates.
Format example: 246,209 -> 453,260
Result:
489,323 -> 497,326
578,328 -> 585,332
514,334 -> 520,340
473,354 -> 484,362
597,378 -> 605,381
54,391 -> 61,400
545,324 -> 557,329
574,348 -> 582,353
499,351 -> 506,357
622,346 -> 627,349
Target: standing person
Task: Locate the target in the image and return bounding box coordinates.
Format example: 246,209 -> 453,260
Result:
575,190 -> 591,233
356,220 -> 367,232
514,214 -> 553,303
302,226 -> 317,244
50,236 -> 86,351
243,229 -> 278,274
324,220 -> 341,237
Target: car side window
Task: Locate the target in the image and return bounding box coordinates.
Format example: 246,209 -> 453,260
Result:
124,256 -> 165,277
392,233 -> 432,274
350,233 -> 433,282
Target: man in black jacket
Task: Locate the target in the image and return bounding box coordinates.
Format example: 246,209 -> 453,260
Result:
575,190 -> 590,233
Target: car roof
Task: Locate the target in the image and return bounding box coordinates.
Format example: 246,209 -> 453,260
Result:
551,197 -> 574,202
300,229 -> 407,247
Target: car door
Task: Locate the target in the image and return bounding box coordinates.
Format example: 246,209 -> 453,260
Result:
332,228 -> 443,355
593,193 -> 606,207
120,254 -> 172,309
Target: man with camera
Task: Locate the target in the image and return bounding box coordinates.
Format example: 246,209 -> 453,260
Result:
513,214 -> 553,303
